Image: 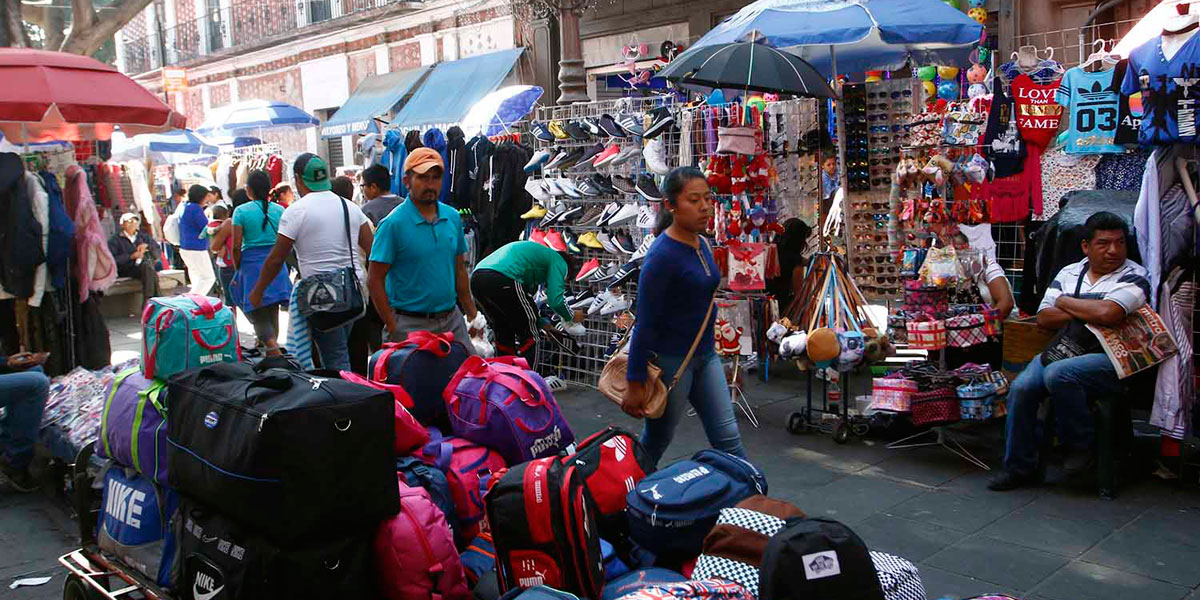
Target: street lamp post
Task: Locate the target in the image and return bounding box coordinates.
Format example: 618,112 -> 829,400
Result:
514,0 -> 608,104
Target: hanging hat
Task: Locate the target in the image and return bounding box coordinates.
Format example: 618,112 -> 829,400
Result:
806,328 -> 840,367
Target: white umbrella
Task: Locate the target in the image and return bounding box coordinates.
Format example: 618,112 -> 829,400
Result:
460,85 -> 544,137
1113,0 -> 1192,57
110,129 -> 219,164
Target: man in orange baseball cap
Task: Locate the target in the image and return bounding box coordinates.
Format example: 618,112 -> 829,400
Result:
366,146 -> 480,351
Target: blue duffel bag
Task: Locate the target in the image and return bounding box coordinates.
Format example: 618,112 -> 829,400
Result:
97,465 -> 180,588
625,450 -> 766,557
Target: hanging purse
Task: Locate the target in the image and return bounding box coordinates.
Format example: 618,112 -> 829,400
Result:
946,313 -> 986,348
294,195 -> 367,331
716,126 -> 761,156
941,103 -> 986,146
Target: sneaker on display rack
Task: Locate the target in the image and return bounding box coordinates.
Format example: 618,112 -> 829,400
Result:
561,228 -> 582,254
606,257 -> 643,288
610,144 -> 642,167
612,174 -> 638,194
532,121 -> 556,142
592,144 -> 622,168
555,178 -> 583,199
630,233 -> 655,260
577,205 -> 605,226
580,118 -> 603,137
643,107 -> 675,139
577,231 -> 604,249
564,120 -> 591,141
530,228 -> 548,246
597,230 -> 619,254
524,149 -> 553,173
589,262 -> 618,284
588,289 -> 619,315
643,137 -> 671,175
606,203 -> 640,226
635,205 -> 657,229
575,258 -> 601,282
558,206 -> 583,225
599,114 -> 628,138
572,143 -> 606,170
525,179 -> 551,204
595,175 -> 620,195
595,201 -> 622,227
616,112 -> 645,137
521,203 -> 548,220
635,174 -> 664,201
548,120 -> 569,140
611,231 -> 637,255
540,203 -> 566,228
578,177 -> 605,197
600,294 -> 631,315
544,230 -> 568,252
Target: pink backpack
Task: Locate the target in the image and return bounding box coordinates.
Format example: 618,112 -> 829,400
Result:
374,481 -> 471,600
418,429 -> 507,540
444,356 -> 575,465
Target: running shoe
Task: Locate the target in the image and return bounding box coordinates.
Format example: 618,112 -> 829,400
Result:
580,118 -> 603,137
540,203 -> 566,228
589,262 -> 618,284
578,177 -> 605,197
577,204 -> 605,225
575,258 -> 601,281
561,322 -> 587,337
606,202 -> 640,226
544,230 -> 568,252
565,121 -> 591,141
636,205 -> 657,229
592,144 -> 622,168
616,112 -> 645,137
595,174 -> 620,195
612,230 -> 637,254
610,144 -> 642,166
612,174 -> 638,194
548,120 -> 569,140
599,113 -> 628,138
588,289 -> 620,315
643,107 -> 676,139
532,121 -> 556,142
643,137 -> 671,175
546,148 -> 582,171
607,257 -> 643,288
555,178 -> 583,199
600,294 -> 631,315
597,230 -> 619,254
569,288 -> 597,307
521,203 -> 548,220
577,231 -> 604,249
560,205 -> 584,224
595,201 -> 622,227
570,143 -> 605,171
530,228 -> 548,246
524,149 -> 553,173
630,233 -> 655,260
525,179 -> 551,204
635,174 -> 664,201
561,228 -> 582,253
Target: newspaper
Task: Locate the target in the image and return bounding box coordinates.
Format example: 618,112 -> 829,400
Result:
1086,305 -> 1179,379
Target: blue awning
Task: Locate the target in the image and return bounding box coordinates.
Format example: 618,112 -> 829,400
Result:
320,66 -> 429,138
391,48 -> 524,128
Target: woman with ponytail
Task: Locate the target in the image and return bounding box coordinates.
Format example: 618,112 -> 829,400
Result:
231,170 -> 292,355
621,166 -> 747,465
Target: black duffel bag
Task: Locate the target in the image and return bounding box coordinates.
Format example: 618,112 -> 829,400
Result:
167,362 -> 398,543
178,498 -> 380,600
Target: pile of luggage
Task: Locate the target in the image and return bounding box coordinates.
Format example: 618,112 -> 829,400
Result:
91,293 -> 924,600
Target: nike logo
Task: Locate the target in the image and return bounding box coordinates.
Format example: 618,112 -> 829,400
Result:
193,583 -> 224,600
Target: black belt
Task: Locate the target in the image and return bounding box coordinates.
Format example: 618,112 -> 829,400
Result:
394,308 -> 454,320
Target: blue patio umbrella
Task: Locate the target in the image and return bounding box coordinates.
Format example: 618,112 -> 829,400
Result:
110,129 -> 219,163
197,99 -> 319,135
460,85 -> 544,137
684,0 -> 984,78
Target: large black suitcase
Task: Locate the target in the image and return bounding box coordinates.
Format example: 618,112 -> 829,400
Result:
177,498 -> 380,600
167,363 -> 398,543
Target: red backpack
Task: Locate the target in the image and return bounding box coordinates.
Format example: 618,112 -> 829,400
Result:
562,426 -> 655,542
374,480 -> 471,600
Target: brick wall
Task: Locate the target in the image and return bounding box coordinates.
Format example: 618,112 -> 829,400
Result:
209,81 -> 232,107
348,52 -> 376,89
181,87 -> 206,129
388,42 -> 421,71
237,68 -> 309,156
174,0 -> 200,58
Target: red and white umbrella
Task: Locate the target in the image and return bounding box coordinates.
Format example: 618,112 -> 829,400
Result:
0,48 -> 185,143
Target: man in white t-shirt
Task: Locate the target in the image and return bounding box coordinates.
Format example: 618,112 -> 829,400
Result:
250,154 -> 373,371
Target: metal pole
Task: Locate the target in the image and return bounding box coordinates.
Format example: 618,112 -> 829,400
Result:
830,44 -> 851,265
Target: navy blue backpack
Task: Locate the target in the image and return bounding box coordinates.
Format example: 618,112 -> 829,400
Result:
498,585 -> 580,600
396,455 -> 465,545
625,450 -> 766,557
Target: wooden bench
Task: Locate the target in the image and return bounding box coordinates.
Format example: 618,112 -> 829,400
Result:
100,269 -> 188,318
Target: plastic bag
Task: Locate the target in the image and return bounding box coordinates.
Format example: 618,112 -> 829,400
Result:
918,245 -> 961,288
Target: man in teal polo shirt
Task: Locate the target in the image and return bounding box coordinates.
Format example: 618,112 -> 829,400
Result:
367,147 -> 480,352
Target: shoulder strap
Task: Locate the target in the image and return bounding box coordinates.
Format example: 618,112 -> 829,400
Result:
667,237 -> 717,390
339,196 -> 354,265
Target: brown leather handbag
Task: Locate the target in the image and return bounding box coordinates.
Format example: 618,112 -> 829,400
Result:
598,298 -> 715,419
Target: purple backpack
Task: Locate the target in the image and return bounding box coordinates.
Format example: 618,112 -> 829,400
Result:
96,367 -> 170,486
443,356 -> 575,465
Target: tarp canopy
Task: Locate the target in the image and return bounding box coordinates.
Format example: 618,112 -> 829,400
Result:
320,66 -> 429,138
391,48 -> 524,128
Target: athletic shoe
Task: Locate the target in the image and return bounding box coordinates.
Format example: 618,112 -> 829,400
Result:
580,118 -> 603,137
577,231 -> 604,249
588,289 -> 620,315
532,121 -> 556,142
524,149 -> 553,173
577,204 -> 605,225
544,230 -> 568,252
612,174 -> 638,194
548,120 -> 569,140
643,137 -> 671,175
575,258 -> 601,281
636,174 -> 664,201
543,149 -> 569,171
562,322 -> 587,337
643,107 -> 675,139
530,228 -> 548,245
570,143 -> 605,170
540,203 -> 565,228
636,205 -> 657,229
600,294 -> 631,315
595,175 -> 620,195
612,230 -> 637,254
597,231 -> 619,253
595,201 -> 622,227
592,144 -> 621,168
631,233 -> 655,260
578,177 -> 605,197
561,228 -> 583,254
610,144 -> 642,166
525,179 -> 551,203
599,113 -> 627,138
543,178 -> 566,196
569,288 -> 596,307
606,202 -> 640,226
555,178 -> 583,199
521,203 -> 548,220
565,120 -> 591,141
546,148 -> 582,171
606,257 -> 643,288
617,112 -> 645,137
589,262 -> 618,284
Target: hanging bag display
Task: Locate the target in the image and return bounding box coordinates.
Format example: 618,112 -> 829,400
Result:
716,126 -> 761,156
917,245 -> 961,288
294,194 -> 366,332
941,103 -> 986,146
905,316 -> 947,350
946,313 -> 986,348
982,305 -> 1003,336
902,280 -> 948,316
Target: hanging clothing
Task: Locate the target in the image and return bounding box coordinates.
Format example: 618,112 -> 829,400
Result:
422,128 -> 451,206
215,154 -> 234,204
1010,73 -> 1063,150
266,155 -> 283,187
40,171 -> 75,291
1111,59 -> 1142,146
445,126 -> 471,210
24,173 -> 49,307
65,164 -> 117,302
1150,269 -> 1194,440
982,76 -> 1027,178
1133,149 -> 1163,307
0,154 -> 46,302
1054,66 -> 1124,154
982,148 -> 1042,222
1121,32 -> 1200,145
124,161 -> 159,235
1038,149 -> 1100,222
380,130 -> 410,197
1096,148 -> 1151,190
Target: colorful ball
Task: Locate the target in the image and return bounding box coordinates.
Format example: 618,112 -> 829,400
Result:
968,83 -> 989,99
967,0 -> 985,6
937,65 -> 960,80
967,63 -> 987,84
968,7 -> 987,24
938,80 -> 960,100
922,80 -> 937,98
918,65 -> 938,81
806,328 -> 840,363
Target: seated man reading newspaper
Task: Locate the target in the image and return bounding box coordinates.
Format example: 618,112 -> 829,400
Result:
989,212 -> 1150,492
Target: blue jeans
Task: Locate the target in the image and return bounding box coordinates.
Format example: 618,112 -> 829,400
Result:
0,366 -> 49,469
640,351 -> 747,466
309,321 -> 355,372
1004,352 -> 1116,475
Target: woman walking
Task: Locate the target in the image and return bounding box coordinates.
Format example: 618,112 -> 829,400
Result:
621,167 -> 746,465
231,171 -> 292,356
178,184 -> 218,295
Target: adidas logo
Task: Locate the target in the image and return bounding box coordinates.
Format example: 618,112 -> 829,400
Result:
602,436 -> 628,462
1076,81 -> 1111,102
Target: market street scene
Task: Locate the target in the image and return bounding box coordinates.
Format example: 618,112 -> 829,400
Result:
1,0 -> 1199,599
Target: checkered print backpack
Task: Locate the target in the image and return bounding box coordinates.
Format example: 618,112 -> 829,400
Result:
869,551 -> 925,600
691,496 -> 805,597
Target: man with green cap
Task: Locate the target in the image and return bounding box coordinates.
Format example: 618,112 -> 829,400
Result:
250,153 -> 374,370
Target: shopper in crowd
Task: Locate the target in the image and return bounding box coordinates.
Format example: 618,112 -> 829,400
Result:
821,151 -> 840,202
471,241 -> 583,367
989,212 -> 1149,492
620,166 -> 746,466
178,184 -> 218,295
332,175 -> 355,202
360,164 -> 403,226
766,218 -> 813,308
107,212 -> 161,301
250,154 -> 373,371
210,190 -> 250,315
167,183 -> 187,269
367,147 -> 479,350
270,182 -> 294,207
208,185 -> 224,206
234,171 -> 292,357
0,351 -> 49,492
207,204 -> 235,307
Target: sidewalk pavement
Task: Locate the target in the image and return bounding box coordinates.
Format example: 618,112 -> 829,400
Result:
2,316 -> 1197,599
